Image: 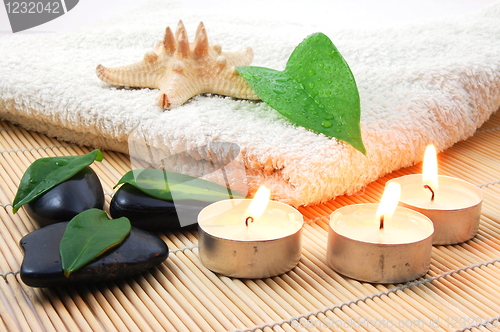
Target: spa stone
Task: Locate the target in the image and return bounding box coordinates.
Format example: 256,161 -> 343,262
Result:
24,167 -> 105,227
20,222 -> 169,288
110,183 -> 210,231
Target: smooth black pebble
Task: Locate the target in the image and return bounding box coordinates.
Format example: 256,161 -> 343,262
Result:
24,167 -> 105,227
109,183 -> 209,231
20,222 -> 169,288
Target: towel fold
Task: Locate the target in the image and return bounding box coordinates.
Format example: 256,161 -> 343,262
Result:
1,0 -> 499,206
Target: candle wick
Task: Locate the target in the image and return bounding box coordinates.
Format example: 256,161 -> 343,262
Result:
245,216 -> 254,227
379,215 -> 384,230
423,184 -> 435,202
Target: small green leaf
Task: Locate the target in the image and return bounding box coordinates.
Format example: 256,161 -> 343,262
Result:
114,169 -> 245,202
236,32 -> 365,154
12,149 -> 104,213
60,209 -> 131,277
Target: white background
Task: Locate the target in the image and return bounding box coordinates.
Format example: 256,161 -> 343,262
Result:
0,0 -> 498,34
0,0 -> 146,33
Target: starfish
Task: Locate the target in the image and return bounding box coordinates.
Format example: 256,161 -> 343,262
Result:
96,20 -> 260,109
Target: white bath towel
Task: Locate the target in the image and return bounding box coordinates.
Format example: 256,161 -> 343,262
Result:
1,0 -> 499,206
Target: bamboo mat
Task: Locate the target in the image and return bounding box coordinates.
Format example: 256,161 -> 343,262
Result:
1,111 -> 500,332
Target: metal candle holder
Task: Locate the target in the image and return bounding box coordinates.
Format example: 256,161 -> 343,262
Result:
387,174 -> 483,245
198,199 -> 304,279
327,204 -> 434,284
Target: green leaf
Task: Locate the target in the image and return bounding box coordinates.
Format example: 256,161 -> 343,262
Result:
60,209 -> 131,277
114,169 -> 246,202
12,150 -> 104,213
236,32 -> 366,154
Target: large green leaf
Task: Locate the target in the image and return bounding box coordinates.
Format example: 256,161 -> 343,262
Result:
236,32 -> 365,154
60,209 -> 131,277
12,149 -> 104,213
114,169 -> 245,202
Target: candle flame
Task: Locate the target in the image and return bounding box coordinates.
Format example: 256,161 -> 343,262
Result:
247,186 -> 271,219
376,182 -> 401,223
422,144 -> 439,190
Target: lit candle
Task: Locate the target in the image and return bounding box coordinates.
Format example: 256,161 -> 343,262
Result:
387,144 -> 483,245
327,183 -> 434,284
198,186 -> 304,278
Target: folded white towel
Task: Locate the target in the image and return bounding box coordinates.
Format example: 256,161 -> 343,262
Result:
1,0 -> 499,206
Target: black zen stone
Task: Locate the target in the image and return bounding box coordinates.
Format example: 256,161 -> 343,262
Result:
109,183 -> 209,231
20,222 -> 169,288
24,167 -> 105,227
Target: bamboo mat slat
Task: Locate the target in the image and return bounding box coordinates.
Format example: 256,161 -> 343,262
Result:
2,112 -> 500,331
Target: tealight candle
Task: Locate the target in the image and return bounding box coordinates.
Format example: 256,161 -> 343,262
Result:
387,144 -> 483,245
198,186 -> 304,279
327,183 -> 434,284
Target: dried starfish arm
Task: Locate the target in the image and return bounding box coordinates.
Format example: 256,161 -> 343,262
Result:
157,52 -> 259,108
96,59 -> 166,89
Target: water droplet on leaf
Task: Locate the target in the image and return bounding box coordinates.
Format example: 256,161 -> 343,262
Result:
275,77 -> 289,83
321,121 -> 333,128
